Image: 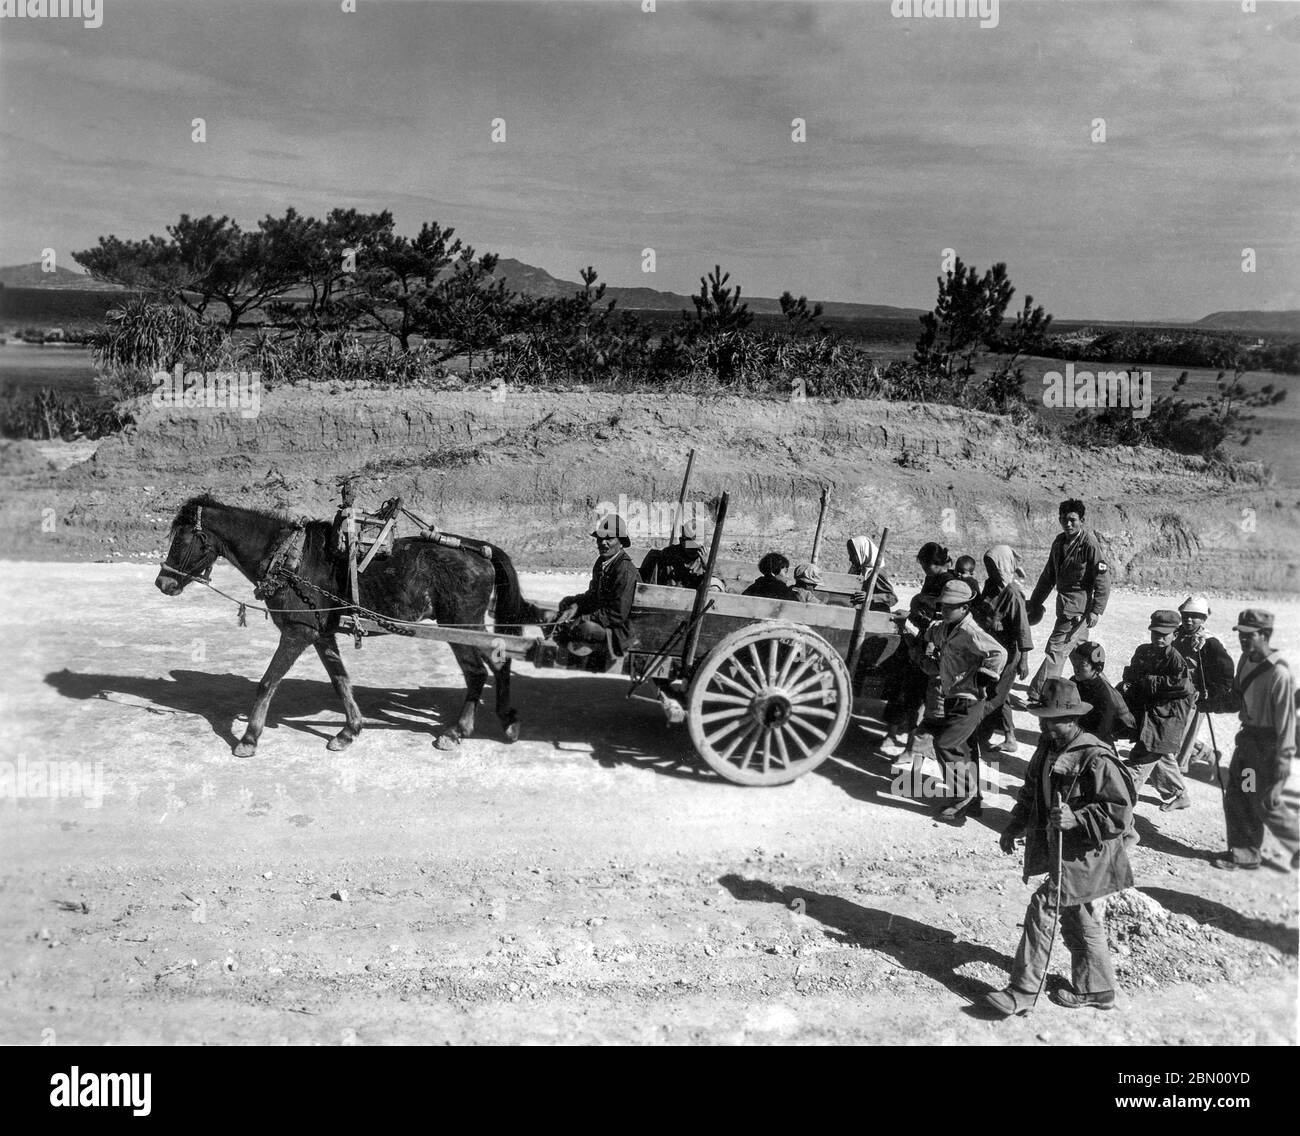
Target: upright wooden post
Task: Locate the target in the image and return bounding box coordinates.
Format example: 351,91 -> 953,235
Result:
669,448 -> 697,545
810,485 -> 830,564
846,527 -> 890,676
682,492 -> 728,671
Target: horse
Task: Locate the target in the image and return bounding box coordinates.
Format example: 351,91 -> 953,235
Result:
155,494 -> 545,757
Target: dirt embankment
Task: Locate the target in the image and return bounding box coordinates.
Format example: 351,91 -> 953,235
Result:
1,388 -> 1296,592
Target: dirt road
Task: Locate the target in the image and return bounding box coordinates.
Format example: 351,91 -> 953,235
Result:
1,563 -> 1295,1045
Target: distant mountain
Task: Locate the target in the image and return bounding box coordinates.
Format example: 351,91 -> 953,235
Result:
489,258 -> 926,319
1194,310 -> 1300,334
0,263 -> 123,290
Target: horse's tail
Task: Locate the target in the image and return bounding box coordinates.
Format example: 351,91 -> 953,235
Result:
488,543 -> 546,634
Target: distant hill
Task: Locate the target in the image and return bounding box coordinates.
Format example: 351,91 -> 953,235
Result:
0,263 -> 123,291
489,258 -> 926,319
1194,310 -> 1300,335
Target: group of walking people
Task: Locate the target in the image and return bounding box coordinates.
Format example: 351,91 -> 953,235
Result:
552,497 -> 1297,1015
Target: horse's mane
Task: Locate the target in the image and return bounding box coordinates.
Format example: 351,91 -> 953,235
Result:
179,493 -> 300,529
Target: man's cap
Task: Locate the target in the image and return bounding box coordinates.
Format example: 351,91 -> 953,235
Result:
1179,594 -> 1211,618
794,562 -> 823,585
592,514 -> 630,542
937,579 -> 977,606
1233,608 -> 1274,633
917,541 -> 952,568
1149,609 -> 1181,632
1028,677 -> 1093,719
680,520 -> 702,549
1069,640 -> 1106,668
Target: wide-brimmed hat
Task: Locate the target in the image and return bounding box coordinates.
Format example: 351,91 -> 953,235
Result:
938,579 -> 977,606
1148,609 -> 1181,632
1179,594 -> 1210,618
1028,677 -> 1093,719
1232,608 -> 1274,633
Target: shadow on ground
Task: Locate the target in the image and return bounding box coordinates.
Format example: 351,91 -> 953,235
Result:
718,874 -> 1016,1004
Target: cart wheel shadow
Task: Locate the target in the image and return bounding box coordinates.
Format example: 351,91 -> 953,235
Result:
500,673 -> 718,782
718,874 -> 1016,1004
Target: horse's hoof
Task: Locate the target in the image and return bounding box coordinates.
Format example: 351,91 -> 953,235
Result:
432,733 -> 462,751
326,732 -> 354,753
503,720 -> 520,744
233,741 -> 257,759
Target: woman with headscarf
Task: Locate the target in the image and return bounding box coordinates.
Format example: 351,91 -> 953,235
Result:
845,534 -> 899,612
973,544 -> 1034,756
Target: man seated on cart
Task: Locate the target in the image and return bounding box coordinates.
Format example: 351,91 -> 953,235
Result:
554,513 -> 641,659
640,520 -> 708,589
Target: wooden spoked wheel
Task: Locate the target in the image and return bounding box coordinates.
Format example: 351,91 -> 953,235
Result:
686,621 -> 852,786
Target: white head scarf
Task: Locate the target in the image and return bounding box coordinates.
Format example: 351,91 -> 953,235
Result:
847,535 -> 880,576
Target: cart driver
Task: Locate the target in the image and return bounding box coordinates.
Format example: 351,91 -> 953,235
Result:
555,514 -> 641,657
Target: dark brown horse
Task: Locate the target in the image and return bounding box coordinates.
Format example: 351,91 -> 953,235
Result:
155,495 -> 544,757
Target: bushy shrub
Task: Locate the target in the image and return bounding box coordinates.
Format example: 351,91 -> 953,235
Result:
0,388 -> 131,441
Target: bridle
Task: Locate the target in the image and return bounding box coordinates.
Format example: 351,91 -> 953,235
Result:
158,504 -> 216,585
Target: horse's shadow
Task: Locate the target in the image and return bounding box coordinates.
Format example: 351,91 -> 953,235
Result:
44,667 -> 433,751
717,874 -> 1016,1004
42,665 -> 712,782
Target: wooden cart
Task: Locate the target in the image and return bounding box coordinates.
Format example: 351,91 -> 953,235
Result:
340,490 -> 902,788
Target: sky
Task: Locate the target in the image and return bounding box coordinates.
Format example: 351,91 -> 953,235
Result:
0,0 -> 1297,321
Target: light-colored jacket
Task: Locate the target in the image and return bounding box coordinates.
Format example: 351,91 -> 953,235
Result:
1237,649 -> 1297,757
925,612 -> 1007,702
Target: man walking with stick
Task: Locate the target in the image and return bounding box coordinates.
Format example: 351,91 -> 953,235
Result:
983,679 -> 1135,1016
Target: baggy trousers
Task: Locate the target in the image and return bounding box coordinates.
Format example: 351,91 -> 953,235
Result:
1127,744 -> 1187,802
1027,613 -> 1088,703
932,696 -> 987,802
1223,729 -> 1299,866
1009,879 -> 1116,997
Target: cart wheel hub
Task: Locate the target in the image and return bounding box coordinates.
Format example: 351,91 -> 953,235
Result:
751,689 -> 792,727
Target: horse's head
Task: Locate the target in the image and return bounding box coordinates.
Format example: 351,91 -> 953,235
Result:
156,501 -> 219,595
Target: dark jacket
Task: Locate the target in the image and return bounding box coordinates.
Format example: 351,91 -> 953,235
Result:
742,575 -> 799,601
1028,530 -> 1111,620
1120,643 -> 1197,756
1172,630 -> 1236,711
560,549 -> 641,653
1006,730 -> 1135,906
640,543 -> 706,589
1074,673 -> 1136,745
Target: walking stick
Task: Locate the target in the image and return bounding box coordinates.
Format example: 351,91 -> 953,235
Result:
1034,787 -> 1065,1005
1205,710 -> 1225,793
